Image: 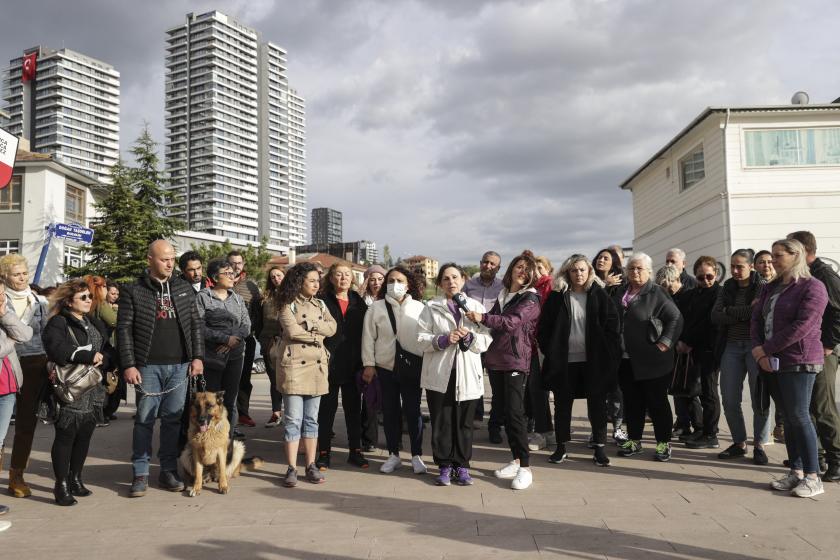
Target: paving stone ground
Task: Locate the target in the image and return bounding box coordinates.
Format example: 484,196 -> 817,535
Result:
2,374 -> 839,559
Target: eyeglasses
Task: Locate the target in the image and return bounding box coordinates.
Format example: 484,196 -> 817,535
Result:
76,294 -> 92,301
218,271 -> 236,277
696,273 -> 716,281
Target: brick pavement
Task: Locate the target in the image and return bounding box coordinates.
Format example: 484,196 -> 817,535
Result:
2,374 -> 839,559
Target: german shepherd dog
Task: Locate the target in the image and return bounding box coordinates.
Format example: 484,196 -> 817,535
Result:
178,391 -> 262,496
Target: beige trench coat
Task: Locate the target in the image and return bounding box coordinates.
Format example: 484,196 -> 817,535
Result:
275,295 -> 337,396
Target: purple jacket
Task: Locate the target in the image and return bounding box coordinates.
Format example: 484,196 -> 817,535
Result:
751,277 -> 828,369
481,289 -> 541,372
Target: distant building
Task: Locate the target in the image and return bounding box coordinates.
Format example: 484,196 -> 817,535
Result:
401,255 -> 439,282
311,207 -> 342,245
0,145 -> 103,286
293,240 -> 377,265
4,46 -> 120,184
621,102 -> 840,274
270,251 -> 367,285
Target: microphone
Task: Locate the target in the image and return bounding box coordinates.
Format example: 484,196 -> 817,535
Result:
452,292 -> 470,314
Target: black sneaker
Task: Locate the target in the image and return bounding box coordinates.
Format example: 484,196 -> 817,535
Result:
232,428 -> 246,440
718,443 -> 747,459
823,463 -> 840,481
283,466 -> 298,487
129,475 -> 148,498
819,457 -> 828,473
347,449 -> 369,469
753,447 -> 768,465
593,446 -> 610,467
617,440 -> 643,457
548,444 -> 568,464
316,451 -> 331,471
654,442 -> 672,462
305,463 -> 325,484
159,470 -> 185,492
489,429 -> 503,444
685,434 -> 720,449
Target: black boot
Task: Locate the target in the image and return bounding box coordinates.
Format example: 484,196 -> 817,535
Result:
53,480 -> 78,506
68,471 -> 92,497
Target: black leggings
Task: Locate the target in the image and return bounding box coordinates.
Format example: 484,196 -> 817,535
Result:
318,379 -> 362,452
618,359 -> 673,443
488,370 -> 530,467
51,416 -> 96,480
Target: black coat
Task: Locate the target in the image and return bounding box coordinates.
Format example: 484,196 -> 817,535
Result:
117,273 -> 204,370
43,310 -> 114,371
810,258 -> 840,351
537,283 -> 621,396
322,291 -> 368,385
613,280 -> 683,380
679,284 -> 720,353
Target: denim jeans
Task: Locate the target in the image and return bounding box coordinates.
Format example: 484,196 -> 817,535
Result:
131,363 -> 190,476
284,395 -> 320,442
0,392 -> 16,446
719,340 -> 770,445
777,371 -> 819,473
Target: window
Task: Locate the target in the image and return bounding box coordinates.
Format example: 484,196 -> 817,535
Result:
0,175 -> 22,212
65,184 -> 85,224
680,146 -> 705,191
63,245 -> 84,269
0,239 -> 19,255
745,127 -> 840,167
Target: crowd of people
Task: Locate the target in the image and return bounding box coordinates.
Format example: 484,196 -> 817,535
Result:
0,229 -> 838,531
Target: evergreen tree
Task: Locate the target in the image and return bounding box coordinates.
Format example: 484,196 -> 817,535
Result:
191,237 -> 275,287
130,124 -> 182,240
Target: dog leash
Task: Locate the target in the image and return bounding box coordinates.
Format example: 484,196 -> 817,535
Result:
135,373 -> 203,398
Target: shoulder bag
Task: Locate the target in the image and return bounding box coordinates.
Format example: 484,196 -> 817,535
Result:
48,326 -> 103,404
385,302 -> 423,378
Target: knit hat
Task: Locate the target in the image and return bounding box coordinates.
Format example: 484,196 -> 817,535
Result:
364,265 -> 387,279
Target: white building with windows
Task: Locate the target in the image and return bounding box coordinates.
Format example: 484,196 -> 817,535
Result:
165,11 -> 306,249
0,146 -> 102,286
3,46 -> 120,184
620,103 -> 840,274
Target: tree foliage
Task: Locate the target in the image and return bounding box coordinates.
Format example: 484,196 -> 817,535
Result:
190,237 -> 274,288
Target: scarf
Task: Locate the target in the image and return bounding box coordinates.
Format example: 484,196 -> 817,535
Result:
6,286 -> 37,324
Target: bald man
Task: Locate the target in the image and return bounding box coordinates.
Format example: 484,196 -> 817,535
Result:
117,239 -> 204,497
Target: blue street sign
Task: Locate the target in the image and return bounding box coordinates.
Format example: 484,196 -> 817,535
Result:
53,222 -> 94,244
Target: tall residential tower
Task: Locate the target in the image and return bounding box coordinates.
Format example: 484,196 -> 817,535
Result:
3,46 -> 119,184
165,11 -> 306,247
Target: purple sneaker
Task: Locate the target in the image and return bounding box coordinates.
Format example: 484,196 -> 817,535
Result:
435,466 -> 452,486
453,467 -> 473,486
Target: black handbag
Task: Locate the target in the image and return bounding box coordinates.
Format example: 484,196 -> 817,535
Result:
668,352 -> 701,398
385,302 -> 422,378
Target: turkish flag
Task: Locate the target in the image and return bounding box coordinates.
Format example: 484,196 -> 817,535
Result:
0,128 -> 19,189
21,52 -> 37,83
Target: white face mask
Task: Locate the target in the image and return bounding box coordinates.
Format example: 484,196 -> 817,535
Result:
387,282 -> 407,300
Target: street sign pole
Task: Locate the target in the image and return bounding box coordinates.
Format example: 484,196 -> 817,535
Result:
33,223 -> 54,286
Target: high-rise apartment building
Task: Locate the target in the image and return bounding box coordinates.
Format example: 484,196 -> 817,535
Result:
311,207 -> 342,245
287,89 -> 307,246
3,46 -> 119,184
165,11 -> 306,247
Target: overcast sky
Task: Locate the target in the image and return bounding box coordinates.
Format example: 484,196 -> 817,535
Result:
3,0 -> 839,268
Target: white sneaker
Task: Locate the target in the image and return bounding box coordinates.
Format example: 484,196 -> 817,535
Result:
411,455 -> 427,474
792,476 -> 824,498
527,432 -> 546,451
0,520 -> 9,532
770,471 -> 802,491
380,454 -> 402,474
511,467 -> 533,490
494,460 -> 519,479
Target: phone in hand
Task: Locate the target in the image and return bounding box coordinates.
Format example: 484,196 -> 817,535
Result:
768,356 -> 780,371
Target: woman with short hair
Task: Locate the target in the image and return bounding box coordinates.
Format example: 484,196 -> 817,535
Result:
361,266 -> 427,474
43,280 -> 112,505
613,253 -> 683,461
538,254 -> 621,467
275,263 -> 337,487
753,239 -> 828,497
711,249 -> 771,465
417,264 -> 492,486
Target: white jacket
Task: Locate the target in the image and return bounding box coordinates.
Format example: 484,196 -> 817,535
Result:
417,296 -> 492,401
361,295 -> 426,371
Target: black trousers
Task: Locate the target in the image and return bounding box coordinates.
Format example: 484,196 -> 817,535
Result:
318,379 -> 362,452
673,395 -> 702,431
379,367 -> 423,456
606,384 -> 624,428
262,349 -> 283,413
488,370 -> 530,466
812,354 -> 840,465
51,415 -> 96,480
11,355 -> 48,470
695,350 -> 721,437
427,371 -> 477,468
553,362 -> 608,445
204,353 -> 245,433
235,336 -> 257,417
361,400 -> 379,447
618,359 -> 673,443
526,354 -> 553,433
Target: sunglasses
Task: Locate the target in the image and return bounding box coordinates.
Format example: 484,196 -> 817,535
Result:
696,273 -> 715,281
76,293 -> 93,301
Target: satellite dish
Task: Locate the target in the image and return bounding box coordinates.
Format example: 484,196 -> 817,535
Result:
791,91 -> 810,105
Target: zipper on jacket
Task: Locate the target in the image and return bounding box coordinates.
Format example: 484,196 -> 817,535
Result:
511,335 -> 520,359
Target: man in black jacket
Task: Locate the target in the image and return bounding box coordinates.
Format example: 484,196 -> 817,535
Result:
118,240 -> 204,497
788,231 -> 840,481
666,248 -> 698,291
178,251 -> 207,292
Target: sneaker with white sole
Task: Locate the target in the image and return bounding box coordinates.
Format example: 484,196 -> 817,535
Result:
511,467 -> 533,490
527,432 -> 546,451
411,455 -> 427,474
770,471 -> 803,491
0,520 -> 9,532
380,454 -> 402,474
613,427 -> 629,444
791,476 -> 824,498
494,460 -> 519,479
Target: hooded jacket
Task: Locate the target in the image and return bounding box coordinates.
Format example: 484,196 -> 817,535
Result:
117,273 -> 204,369
481,287 -> 541,372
